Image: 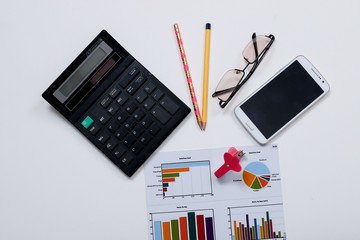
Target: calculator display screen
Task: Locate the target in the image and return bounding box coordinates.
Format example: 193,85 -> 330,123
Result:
59,48 -> 107,97
53,40 -> 113,103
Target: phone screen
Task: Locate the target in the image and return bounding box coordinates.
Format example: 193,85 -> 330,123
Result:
240,60 -> 324,139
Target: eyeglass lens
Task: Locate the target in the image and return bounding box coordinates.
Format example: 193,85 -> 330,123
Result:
243,35 -> 272,63
215,69 -> 244,101
214,35 -> 272,102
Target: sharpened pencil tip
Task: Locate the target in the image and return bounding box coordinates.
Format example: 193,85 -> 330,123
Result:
199,122 -> 206,131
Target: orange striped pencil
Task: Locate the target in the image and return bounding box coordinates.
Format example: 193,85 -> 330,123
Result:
173,23 -> 203,130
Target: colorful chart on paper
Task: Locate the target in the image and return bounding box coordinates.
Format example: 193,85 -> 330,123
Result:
229,204 -> 286,240
150,209 -> 215,240
161,161 -> 213,198
144,145 -> 286,240
242,162 -> 271,190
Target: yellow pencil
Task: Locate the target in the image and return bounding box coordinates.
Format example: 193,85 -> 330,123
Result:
201,23 -> 211,130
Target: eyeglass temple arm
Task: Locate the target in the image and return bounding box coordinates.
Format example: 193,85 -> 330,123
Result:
252,33 -> 259,60
241,34 -> 276,86
247,34 -> 275,76
212,87 -> 236,97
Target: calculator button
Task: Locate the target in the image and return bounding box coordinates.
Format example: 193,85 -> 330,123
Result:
132,125 -> 145,137
106,138 -> 118,151
149,123 -> 161,135
139,132 -> 152,145
123,135 -> 136,147
131,142 -> 144,155
120,153 -> 134,166
151,105 -> 171,124
97,132 -> 110,144
108,119 -> 120,133
109,88 -> 120,98
117,111 -> 129,123
119,67 -> 139,88
113,146 -> 126,159
124,118 -> 137,130
141,116 -> 153,128
107,103 -> 120,115
100,96 -> 112,108
152,89 -> 164,101
99,114 -> 111,125
126,102 -> 138,114
160,96 -> 180,115
81,116 -> 94,129
115,128 -> 128,140
133,109 -> 145,121
143,98 -> 155,110
144,81 -> 156,94
116,93 -> 129,106
135,91 -> 148,103
128,67 -> 139,77
89,123 -> 101,135
126,74 -> 147,95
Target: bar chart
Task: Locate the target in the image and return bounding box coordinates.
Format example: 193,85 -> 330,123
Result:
161,161 -> 213,198
229,204 -> 286,240
150,209 -> 216,240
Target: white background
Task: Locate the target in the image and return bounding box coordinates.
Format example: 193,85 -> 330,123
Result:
1,0 -> 359,239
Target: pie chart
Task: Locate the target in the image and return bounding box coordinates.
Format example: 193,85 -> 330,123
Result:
242,162 -> 271,190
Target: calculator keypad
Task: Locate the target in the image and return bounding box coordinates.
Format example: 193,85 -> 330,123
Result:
77,61 -> 190,176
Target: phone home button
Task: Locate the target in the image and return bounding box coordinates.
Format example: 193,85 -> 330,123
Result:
245,122 -> 255,131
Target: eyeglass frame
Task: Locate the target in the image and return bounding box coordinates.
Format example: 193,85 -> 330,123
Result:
212,33 -> 275,108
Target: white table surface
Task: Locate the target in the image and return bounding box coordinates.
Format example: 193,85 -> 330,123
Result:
1,0 -> 359,239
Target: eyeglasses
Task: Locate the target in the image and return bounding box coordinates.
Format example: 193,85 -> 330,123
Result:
212,33 -> 275,108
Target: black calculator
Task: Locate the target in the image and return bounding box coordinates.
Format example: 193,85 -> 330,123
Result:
42,30 -> 190,177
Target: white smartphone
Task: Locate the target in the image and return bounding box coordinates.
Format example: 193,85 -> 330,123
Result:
234,55 -> 330,144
